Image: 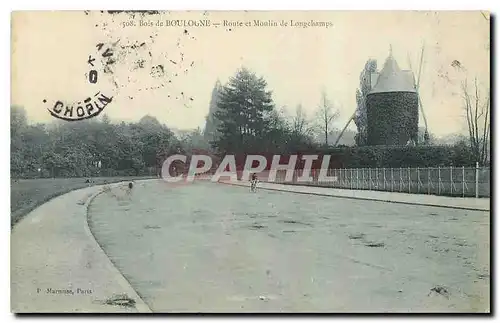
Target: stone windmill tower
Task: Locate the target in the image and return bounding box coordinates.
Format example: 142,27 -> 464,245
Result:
366,46 -> 419,146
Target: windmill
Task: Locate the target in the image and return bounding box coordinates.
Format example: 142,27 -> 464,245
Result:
333,112 -> 356,146
407,43 -> 430,144
333,59 -> 376,147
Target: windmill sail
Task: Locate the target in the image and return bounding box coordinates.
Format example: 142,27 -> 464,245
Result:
408,44 -> 429,144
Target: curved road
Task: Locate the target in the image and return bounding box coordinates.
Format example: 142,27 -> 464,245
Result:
88,180 -> 489,313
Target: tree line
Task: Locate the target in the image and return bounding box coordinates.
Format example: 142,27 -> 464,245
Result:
10,107 -> 209,178
205,68 -> 343,155
11,63 -> 489,179
204,67 -> 486,168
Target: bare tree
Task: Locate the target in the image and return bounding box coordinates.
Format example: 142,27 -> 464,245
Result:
461,77 -> 490,165
316,91 -> 340,146
291,104 -> 312,137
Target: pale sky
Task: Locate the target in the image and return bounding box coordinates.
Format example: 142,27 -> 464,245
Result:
12,11 -> 489,137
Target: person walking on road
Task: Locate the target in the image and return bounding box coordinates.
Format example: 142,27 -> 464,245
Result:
250,173 -> 258,193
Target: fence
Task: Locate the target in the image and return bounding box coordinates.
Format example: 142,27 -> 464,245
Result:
267,163 -> 490,198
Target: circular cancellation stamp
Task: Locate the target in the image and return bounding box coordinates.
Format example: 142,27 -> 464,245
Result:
46,42 -> 118,121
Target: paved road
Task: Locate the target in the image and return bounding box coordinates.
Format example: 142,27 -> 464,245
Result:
88,180 -> 490,313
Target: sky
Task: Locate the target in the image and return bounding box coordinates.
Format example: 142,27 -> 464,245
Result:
11,11 -> 490,137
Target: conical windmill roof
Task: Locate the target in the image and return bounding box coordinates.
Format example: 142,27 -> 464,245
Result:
369,53 -> 416,94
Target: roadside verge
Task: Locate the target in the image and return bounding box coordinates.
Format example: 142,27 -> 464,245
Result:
11,182 -> 153,313
219,180 -> 490,212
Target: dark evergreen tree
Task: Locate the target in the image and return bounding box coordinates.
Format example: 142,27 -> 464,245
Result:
212,68 -> 275,154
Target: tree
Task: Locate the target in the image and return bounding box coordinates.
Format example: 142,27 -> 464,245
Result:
417,127 -> 436,145
260,106 -> 290,153
204,80 -> 223,143
180,127 -> 210,152
354,59 -> 377,146
212,68 -> 275,154
134,115 -> 174,168
11,106 -> 28,176
286,104 -> 314,148
11,105 -> 28,138
291,104 -> 312,138
101,113 -> 111,124
461,77 -> 490,165
315,91 -> 339,147
10,109 -> 186,178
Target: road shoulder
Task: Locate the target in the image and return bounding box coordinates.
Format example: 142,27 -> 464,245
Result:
219,180 -> 490,212
11,183 -> 152,313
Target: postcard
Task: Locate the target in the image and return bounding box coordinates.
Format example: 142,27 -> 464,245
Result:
11,10 -> 490,313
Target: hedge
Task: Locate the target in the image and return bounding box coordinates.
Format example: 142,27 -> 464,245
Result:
312,144 -> 478,168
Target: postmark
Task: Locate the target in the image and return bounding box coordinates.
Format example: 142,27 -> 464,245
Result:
46,41 -> 117,121
49,92 -> 113,121
44,11 -> 200,120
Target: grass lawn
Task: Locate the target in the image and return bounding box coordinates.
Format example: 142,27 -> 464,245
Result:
10,176 -> 155,227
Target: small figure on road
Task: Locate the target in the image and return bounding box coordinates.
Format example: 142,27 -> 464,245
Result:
125,182 -> 134,198
250,173 -> 258,193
